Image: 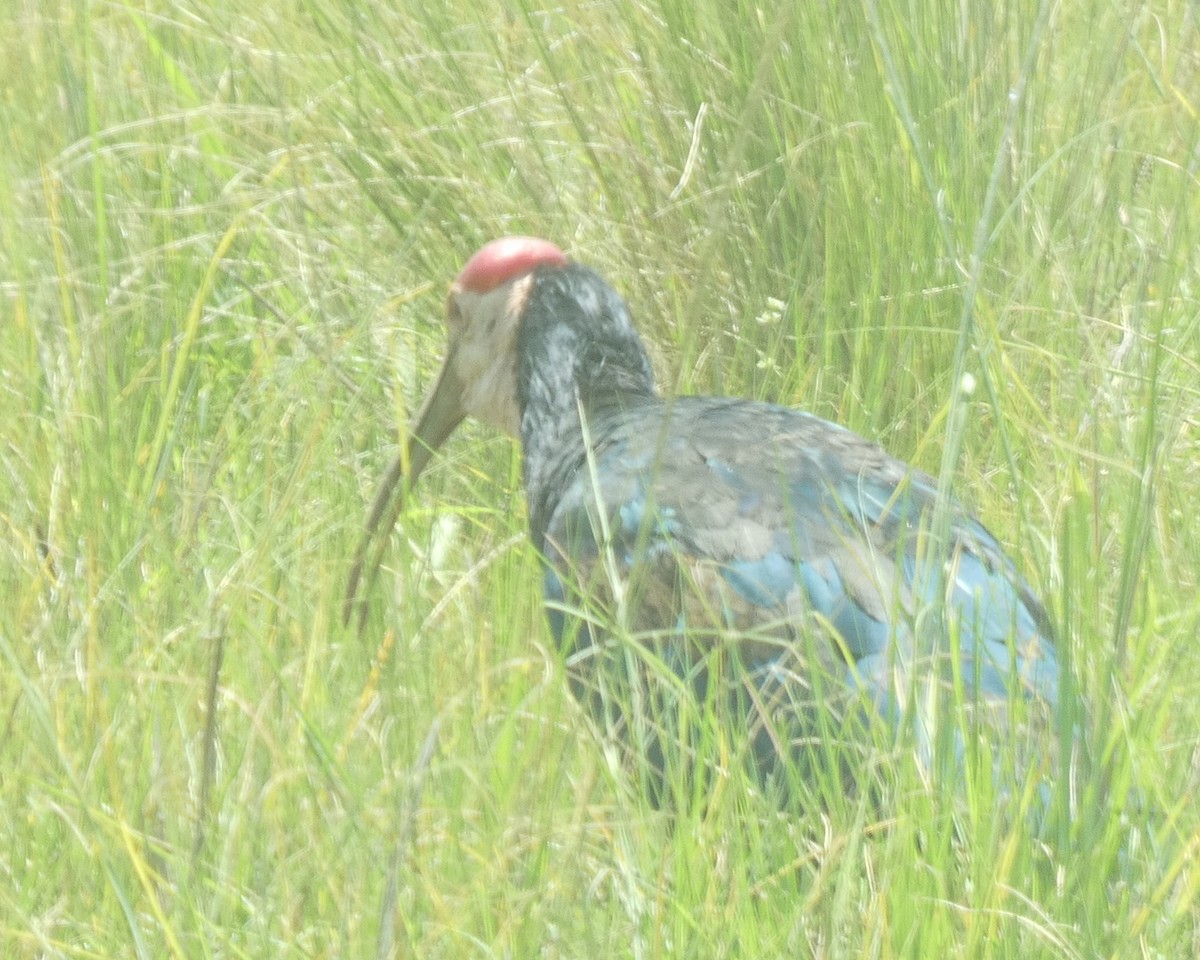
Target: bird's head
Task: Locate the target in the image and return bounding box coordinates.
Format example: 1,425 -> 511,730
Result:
343,236 -> 568,624
440,236 -> 571,436
390,236 -> 571,486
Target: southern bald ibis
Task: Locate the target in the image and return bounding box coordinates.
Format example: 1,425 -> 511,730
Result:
345,237 -> 1061,802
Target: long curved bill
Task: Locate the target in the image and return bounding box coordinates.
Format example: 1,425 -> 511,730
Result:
343,347 -> 466,629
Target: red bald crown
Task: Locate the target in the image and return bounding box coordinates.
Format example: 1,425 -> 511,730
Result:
457,237 -> 568,294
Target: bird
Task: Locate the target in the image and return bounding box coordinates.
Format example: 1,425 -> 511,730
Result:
345,236 -> 1062,805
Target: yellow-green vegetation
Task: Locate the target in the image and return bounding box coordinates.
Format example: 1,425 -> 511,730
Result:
1,0 -> 1197,956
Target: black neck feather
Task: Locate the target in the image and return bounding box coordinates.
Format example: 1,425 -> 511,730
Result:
516,264 -> 657,544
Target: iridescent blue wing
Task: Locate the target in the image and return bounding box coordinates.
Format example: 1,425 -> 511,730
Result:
540,397 -> 1058,786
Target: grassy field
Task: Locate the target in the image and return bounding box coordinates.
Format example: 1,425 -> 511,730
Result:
2,0 -> 1198,956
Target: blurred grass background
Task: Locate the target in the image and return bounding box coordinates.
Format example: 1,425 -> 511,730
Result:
1,0 -> 1197,956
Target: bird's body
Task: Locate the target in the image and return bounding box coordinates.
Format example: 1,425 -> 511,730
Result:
346,237 -> 1061,800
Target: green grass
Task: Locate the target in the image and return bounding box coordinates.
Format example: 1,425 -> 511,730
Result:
2,0 -> 1198,956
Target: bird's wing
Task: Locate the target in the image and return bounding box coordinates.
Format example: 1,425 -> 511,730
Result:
541,397 -> 1059,721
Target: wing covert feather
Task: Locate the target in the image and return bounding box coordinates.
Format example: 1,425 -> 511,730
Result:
542,397 -> 1058,716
